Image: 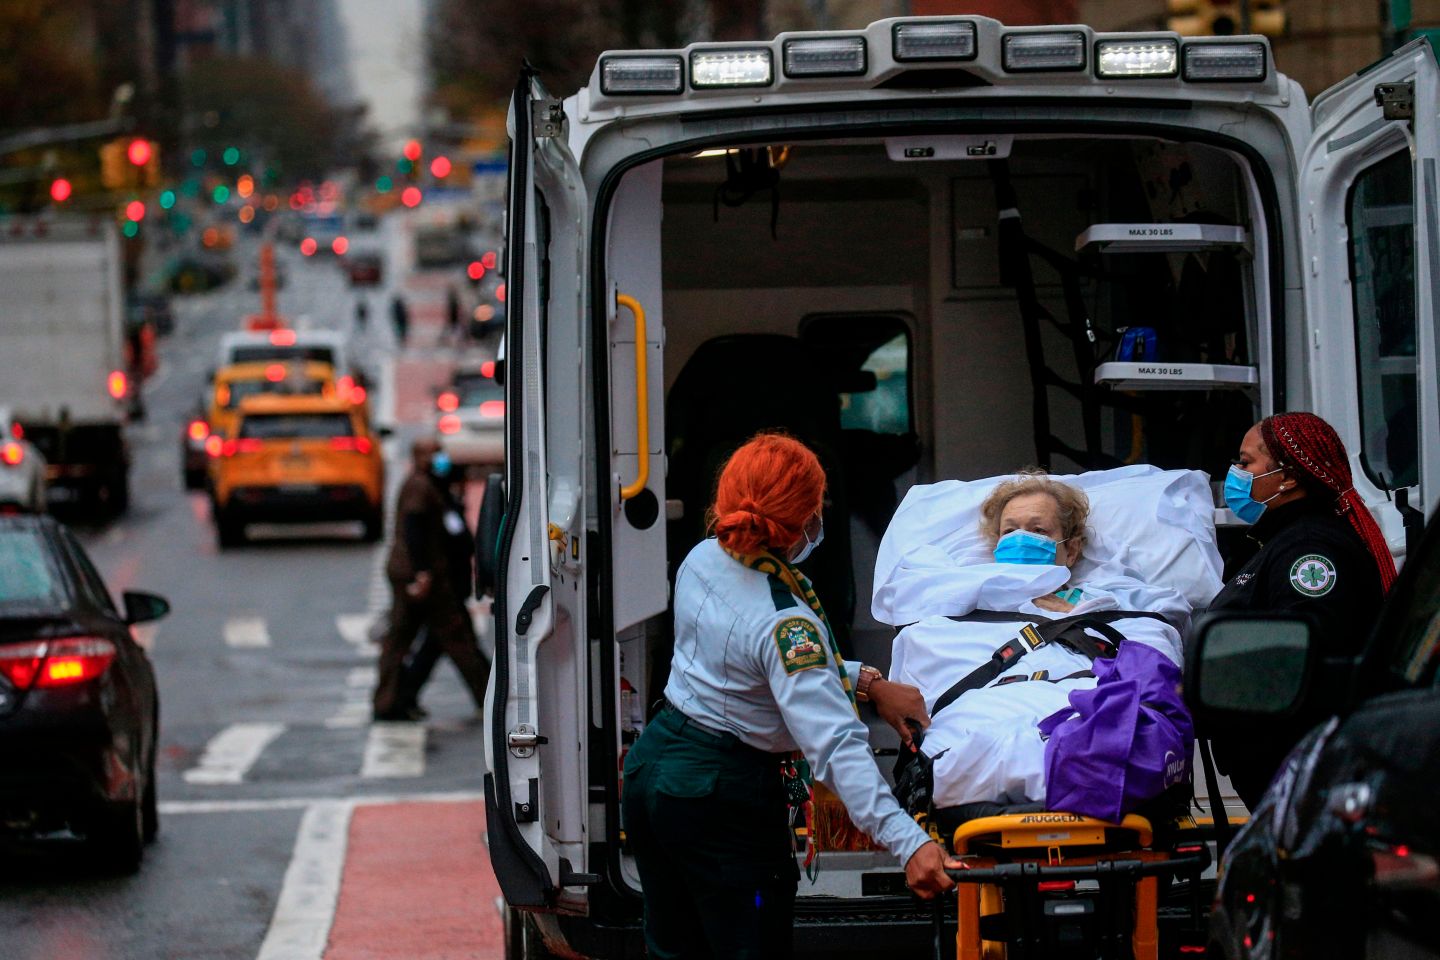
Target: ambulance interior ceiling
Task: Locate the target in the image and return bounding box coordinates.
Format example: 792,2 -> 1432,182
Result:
643,134 -> 1258,677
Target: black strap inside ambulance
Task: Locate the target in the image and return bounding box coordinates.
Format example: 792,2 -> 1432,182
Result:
929,610 -> 1168,718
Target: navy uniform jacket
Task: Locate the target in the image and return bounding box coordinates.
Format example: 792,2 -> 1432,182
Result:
1209,496 -> 1386,804
664,538 -> 931,866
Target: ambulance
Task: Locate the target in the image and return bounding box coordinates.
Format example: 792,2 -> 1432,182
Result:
483,16 -> 1440,955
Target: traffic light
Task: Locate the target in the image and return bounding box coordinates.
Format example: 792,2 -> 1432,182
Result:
1252,0 -> 1287,37
102,137 -> 159,188
50,178 -> 73,203
126,138 -> 152,166
430,155 -> 452,179
101,139 -> 128,189
403,139 -> 423,162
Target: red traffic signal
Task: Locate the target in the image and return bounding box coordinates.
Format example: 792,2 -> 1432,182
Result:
401,186 -> 423,208
50,178 -> 73,203
481,250 -> 497,270
403,139 -> 423,162
430,155 -> 452,178
125,200 -> 146,222
126,138 -> 153,167
466,261 -> 485,281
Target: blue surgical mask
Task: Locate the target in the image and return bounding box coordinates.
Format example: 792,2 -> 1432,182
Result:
994,529 -> 1067,566
430,451 -> 453,478
792,519 -> 824,565
1224,464 -> 1282,524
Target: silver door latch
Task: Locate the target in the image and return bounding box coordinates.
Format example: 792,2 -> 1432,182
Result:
507,724 -> 547,757
532,100 -> 564,138
1375,81 -> 1414,122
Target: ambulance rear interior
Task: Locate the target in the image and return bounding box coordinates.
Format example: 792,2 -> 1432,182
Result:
596,41 -> 1283,904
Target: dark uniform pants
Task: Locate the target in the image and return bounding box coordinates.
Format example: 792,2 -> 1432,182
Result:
373,582 -> 489,716
622,706 -> 798,960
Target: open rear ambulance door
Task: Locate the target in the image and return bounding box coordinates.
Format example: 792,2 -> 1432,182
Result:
486,68 -> 589,911
1300,38 -> 1440,557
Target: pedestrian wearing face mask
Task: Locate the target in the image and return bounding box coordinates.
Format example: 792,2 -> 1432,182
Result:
372,436 -> 490,722
622,432 -> 953,959
1207,411 -> 1395,807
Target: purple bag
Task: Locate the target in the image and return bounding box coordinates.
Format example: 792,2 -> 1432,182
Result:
1038,641 -> 1193,823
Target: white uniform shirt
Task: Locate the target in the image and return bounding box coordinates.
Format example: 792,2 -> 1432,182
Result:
664,538 -> 931,866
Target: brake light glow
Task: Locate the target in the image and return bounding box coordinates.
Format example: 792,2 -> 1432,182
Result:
300,237 -> 318,256
329,436 -> 373,454
0,638 -> 116,690
332,236 -> 349,256
10,422 -> 22,439
269,329 -> 297,346
480,360 -> 496,378
108,370 -> 128,399
188,420 -> 210,442
437,391 -> 459,412
438,414 -> 461,434
0,442 -> 23,466
214,438 -> 263,457
265,363 -> 287,382
1037,880 -> 1075,893
205,435 -> 223,457
479,400 -> 506,418
349,385 -> 366,404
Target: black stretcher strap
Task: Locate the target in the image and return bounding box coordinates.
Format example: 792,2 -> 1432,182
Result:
931,610 -> 1168,718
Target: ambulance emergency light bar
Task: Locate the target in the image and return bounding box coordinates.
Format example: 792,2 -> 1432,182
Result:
589,18 -> 1271,101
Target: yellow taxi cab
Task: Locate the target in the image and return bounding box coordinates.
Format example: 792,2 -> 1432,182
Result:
184,361 -> 340,489
208,394 -> 383,548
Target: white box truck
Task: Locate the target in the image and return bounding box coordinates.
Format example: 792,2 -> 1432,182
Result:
0,219 -> 132,515
482,18 -> 1440,955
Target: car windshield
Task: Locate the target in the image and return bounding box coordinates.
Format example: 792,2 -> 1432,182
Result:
0,528 -> 66,611
454,374 -> 502,406
231,345 -> 337,365
226,378 -> 325,408
238,413 -> 353,440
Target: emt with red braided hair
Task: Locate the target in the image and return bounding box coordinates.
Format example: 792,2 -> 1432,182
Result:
622,432 -> 952,958
1209,411 -> 1396,807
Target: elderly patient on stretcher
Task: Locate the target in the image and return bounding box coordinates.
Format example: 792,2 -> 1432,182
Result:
875,468 -> 1222,824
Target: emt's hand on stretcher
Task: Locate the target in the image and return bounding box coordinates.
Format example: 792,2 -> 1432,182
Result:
904,842 -> 957,899
1031,593 -> 1076,613
868,678 -> 930,749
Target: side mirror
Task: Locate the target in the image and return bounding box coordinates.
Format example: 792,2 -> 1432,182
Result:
123,591 -> 171,625
493,359 -> 506,388
474,472 -> 506,599
1185,612 -> 1318,729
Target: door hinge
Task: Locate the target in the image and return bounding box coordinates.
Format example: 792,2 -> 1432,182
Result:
1375,81 -> 1414,123
531,99 -> 564,139
508,723 -> 548,758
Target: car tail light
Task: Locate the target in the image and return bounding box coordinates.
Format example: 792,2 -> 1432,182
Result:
438,414 -> 461,434
0,442 -> 22,466
479,400 -> 505,418
300,238 -> 317,256
9,422 -> 23,440
205,435 -> 224,457
480,361 -> 496,378
1037,880 -> 1075,893
108,369 -> 128,399
188,420 -> 210,442
329,436 -> 373,454
214,438 -> 263,457
349,385 -> 366,404
0,637 -> 117,690
437,391 -> 459,412
270,329 -> 297,346
265,363 -> 286,382
332,236 -> 349,256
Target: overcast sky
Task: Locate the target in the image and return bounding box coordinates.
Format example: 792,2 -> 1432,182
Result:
337,0 -> 426,150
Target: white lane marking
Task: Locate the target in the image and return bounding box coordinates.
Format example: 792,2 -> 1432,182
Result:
254,799 -> 353,960
183,722 -> 286,785
335,613 -> 377,649
360,722 -> 427,778
325,666 -> 377,729
378,353 -> 397,433
225,616 -> 271,648
159,789 -> 484,815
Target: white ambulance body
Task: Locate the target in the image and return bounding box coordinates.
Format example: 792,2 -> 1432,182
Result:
486,17 -> 1440,955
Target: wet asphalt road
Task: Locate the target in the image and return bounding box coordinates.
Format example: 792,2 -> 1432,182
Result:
0,221 -> 489,960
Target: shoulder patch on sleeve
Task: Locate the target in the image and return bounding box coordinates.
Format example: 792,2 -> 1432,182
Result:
1289,554 -> 1337,597
773,616 -> 829,675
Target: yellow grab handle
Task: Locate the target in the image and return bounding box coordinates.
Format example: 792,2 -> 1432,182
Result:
616,293 -> 649,501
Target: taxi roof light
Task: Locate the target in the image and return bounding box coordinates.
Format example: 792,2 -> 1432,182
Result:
691,48 -> 773,88
600,55 -> 684,95
1183,42 -> 1267,82
892,20 -> 978,62
1096,39 -> 1179,79
1003,32 -> 1086,73
782,37 -> 867,78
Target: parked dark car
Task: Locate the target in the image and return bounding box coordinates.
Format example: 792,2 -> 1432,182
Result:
0,515 -> 167,873
1188,514 -> 1440,959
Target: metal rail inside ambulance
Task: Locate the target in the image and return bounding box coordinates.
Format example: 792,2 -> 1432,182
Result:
485,16 -> 1440,956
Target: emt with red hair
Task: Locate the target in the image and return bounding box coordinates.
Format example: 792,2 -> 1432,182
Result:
622,433 -> 952,958
1209,411 -> 1396,807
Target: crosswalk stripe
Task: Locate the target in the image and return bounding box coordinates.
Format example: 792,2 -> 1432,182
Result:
326,666 -> 376,729
254,799 -> 352,960
224,616 -> 271,648
183,722 -> 286,785
335,614 -> 377,649
361,723 -> 427,778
